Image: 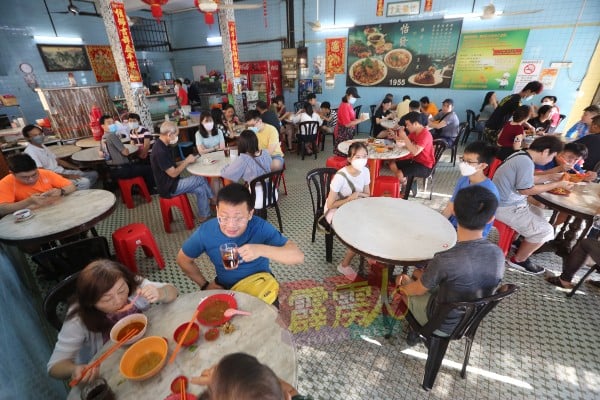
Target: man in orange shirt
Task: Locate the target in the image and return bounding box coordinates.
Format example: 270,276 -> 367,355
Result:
0,153 -> 76,217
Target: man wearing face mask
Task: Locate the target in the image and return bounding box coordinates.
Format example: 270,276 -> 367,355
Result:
100,115 -> 156,192
22,124 -> 98,190
483,81 -> 543,145
442,141 -> 499,237
151,121 -> 213,222
245,110 -> 284,170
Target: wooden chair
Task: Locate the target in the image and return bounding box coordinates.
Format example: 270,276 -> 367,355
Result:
250,170 -> 284,232
403,283 -> 519,390
43,272 -> 80,330
403,139 -> 447,200
306,168 -> 337,262
297,121 -> 319,160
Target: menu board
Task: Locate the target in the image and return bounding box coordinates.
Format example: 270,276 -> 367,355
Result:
451,29 -> 530,90
346,19 -> 462,88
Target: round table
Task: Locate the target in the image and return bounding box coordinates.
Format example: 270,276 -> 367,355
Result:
71,144 -> 139,164
177,122 -> 199,142
186,151 -> 237,178
0,189 -> 116,246
337,139 -> 409,194
48,144 -> 80,159
76,137 -> 130,148
93,290 -> 297,399
534,182 -> 600,254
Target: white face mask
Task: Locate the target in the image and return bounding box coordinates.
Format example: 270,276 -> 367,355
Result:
351,158 -> 368,170
169,135 -> 179,145
542,101 -> 552,106
348,96 -> 357,105
128,122 -> 139,130
524,95 -> 534,101
458,162 -> 478,176
203,122 -> 214,132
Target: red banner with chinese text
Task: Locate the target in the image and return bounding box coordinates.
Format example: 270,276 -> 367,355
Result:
424,0 -> 433,12
110,2 -> 142,83
228,21 -> 241,77
325,38 -> 346,75
376,0 -> 384,16
86,45 -> 119,83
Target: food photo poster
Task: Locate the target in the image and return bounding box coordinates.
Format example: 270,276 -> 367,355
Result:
346,19 -> 462,88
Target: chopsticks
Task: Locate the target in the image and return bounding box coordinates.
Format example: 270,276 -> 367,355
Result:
557,155 -> 585,176
180,379 -> 187,400
169,302 -> 203,365
69,328 -> 138,387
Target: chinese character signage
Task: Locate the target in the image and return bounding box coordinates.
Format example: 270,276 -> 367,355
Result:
346,19 -> 462,88
228,21 -> 241,77
110,2 -> 142,83
86,45 -> 119,83
451,29 -> 529,90
326,38 -> 346,75
376,0 -> 384,17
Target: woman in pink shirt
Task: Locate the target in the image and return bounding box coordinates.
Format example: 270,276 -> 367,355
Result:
333,87 -> 369,156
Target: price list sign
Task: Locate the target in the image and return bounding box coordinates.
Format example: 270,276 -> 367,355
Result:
346,19 -> 462,88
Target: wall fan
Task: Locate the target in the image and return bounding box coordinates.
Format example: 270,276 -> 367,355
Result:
52,0 -> 101,17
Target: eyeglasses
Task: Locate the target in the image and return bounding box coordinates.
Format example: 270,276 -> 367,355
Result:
217,215 -> 249,226
460,157 -> 480,166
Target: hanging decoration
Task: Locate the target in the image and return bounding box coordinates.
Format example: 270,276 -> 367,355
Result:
263,0 -> 268,28
195,0 -> 216,25
141,0 -> 169,22
325,38 -> 346,75
227,21 -> 241,77
376,0 -> 384,16
111,2 -> 142,82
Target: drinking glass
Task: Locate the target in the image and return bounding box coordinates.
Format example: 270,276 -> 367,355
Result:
80,378 -> 115,400
220,243 -> 240,270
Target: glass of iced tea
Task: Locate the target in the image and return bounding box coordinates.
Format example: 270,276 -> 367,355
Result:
220,243 -> 240,270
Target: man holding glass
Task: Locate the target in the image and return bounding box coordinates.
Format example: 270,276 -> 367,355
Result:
176,184 -> 304,298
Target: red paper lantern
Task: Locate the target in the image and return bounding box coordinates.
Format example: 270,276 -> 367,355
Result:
141,0 -> 169,22
194,0 -> 217,25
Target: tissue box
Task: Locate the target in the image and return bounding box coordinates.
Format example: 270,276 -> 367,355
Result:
0,94 -> 18,106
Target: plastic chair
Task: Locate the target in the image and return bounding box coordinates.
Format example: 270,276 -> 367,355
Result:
485,157 -> 502,179
306,168 -> 337,262
372,176 -> 400,198
403,283 -> 519,390
461,109 -> 480,144
250,170 -> 284,232
112,223 -> 165,273
568,264 -> 600,297
117,176 -> 152,209
159,194 -> 195,233
280,164 -> 288,195
369,104 -> 377,137
178,141 -> 194,160
322,108 -> 338,151
31,236 -> 111,281
450,122 -> 468,166
493,219 -> 517,256
326,155 -> 348,170
293,101 -> 304,112
404,139 -> 446,200
353,105 -> 362,119
296,121 -> 319,160
43,272 -> 80,330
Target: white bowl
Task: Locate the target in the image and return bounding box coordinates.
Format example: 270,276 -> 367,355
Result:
110,313 -> 147,345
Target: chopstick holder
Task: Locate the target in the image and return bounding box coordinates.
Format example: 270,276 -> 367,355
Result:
69,328 -> 138,387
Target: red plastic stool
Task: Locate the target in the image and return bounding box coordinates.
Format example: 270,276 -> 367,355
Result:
118,176 -> 151,209
372,176 -> 401,198
493,219 -> 517,256
159,194 -> 195,233
112,223 -> 165,273
326,155 -> 348,170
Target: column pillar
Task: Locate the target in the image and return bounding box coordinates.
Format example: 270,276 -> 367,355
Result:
218,0 -> 244,118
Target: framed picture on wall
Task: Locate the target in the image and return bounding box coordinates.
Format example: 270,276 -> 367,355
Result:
37,44 -> 91,72
386,1 -> 421,17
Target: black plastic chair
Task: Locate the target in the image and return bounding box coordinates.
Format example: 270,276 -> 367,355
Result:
293,101 -> 304,112
404,139 -> 447,200
43,272 -> 80,330
296,121 -> 319,160
31,236 -> 111,281
306,168 -> 337,262
567,264 -> 599,297
353,105 -> 362,119
369,104 -> 377,137
462,109 -> 480,144
450,122 -> 468,166
404,283 -> 519,390
250,170 -> 284,232
321,108 -> 338,151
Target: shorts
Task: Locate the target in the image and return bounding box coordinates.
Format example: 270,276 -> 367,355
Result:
495,203 -> 554,243
395,159 -> 432,178
271,155 -> 285,167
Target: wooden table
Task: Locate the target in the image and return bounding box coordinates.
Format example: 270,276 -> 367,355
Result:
337,139 -> 409,194
48,144 -> 80,159
71,144 -> 139,164
534,182 -> 600,255
186,150 -> 237,178
0,189 -> 116,246
76,136 -> 129,148
332,197 -> 457,336
84,290 -> 297,400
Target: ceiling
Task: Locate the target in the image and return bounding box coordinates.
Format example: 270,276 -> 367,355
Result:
121,0 -> 248,14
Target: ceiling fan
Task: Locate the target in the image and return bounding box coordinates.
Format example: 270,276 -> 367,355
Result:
53,0 -> 101,17
478,0 -> 543,20
306,0 -> 321,31
173,0 -> 262,14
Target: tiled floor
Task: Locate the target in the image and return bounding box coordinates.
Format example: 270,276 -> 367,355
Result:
32,134 -> 600,399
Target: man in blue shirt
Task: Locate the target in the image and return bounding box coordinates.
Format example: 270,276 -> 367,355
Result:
176,183 -> 304,291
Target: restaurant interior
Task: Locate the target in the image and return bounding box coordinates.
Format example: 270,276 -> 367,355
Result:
1,0 -> 600,399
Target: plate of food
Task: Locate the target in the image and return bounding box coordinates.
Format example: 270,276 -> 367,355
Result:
349,58 -> 387,86
196,294 -> 237,326
548,187 -> 571,196
408,67 -> 443,87
383,49 -> 412,73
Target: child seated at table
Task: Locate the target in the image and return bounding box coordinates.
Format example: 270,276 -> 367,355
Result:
191,352 -> 313,400
47,259 -> 178,387
496,105 -> 531,161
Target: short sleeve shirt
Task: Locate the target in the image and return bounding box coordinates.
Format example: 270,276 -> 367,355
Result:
256,124 -> 283,157
486,94 -> 521,130
492,151 -> 534,207
0,169 -> 72,203
497,122 -> 524,147
409,128 -> 435,169
330,166 -> 370,198
24,144 -> 63,173
448,176 -> 500,237
180,216 -> 288,288
103,132 -> 129,166
150,139 -> 179,196
129,127 -> 153,146
195,130 -> 225,150
337,102 -> 355,127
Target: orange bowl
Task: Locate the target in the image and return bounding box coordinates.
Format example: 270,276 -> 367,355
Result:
375,146 -> 386,153
173,322 -> 200,347
120,336 -> 168,381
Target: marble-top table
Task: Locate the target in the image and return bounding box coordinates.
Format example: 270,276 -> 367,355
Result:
379,119 -> 400,130
88,290 -> 297,399
48,144 -> 80,159
337,139 -> 409,194
76,136 -> 129,148
71,144 -> 139,163
186,150 -> 238,178
0,189 -> 116,246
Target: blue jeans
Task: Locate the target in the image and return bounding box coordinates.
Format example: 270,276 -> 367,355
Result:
172,176 -> 212,218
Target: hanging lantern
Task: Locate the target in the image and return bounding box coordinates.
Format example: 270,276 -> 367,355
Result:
141,0 -> 169,22
194,0 -> 217,25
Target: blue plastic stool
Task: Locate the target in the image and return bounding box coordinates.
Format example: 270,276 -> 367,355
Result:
178,142 -> 194,160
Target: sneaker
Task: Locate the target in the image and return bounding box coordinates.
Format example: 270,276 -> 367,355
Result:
337,264 -> 358,281
507,256 -> 545,275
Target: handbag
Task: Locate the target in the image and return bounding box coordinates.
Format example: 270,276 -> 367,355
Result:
317,170 -> 357,234
231,272 -> 279,304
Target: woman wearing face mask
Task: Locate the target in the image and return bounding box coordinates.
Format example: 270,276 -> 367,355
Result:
442,141 -> 499,238
127,113 -> 153,160
195,111 -> 225,155
323,142 -> 370,280
333,87 -> 369,157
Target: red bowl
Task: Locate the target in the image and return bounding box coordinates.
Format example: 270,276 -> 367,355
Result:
170,375 -> 188,394
173,322 -> 200,347
196,293 -> 237,326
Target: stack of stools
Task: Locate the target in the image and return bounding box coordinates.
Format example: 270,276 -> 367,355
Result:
493,219 -> 517,256
112,223 -> 165,273
159,194 -> 195,233
372,176 -> 401,198
326,155 -> 348,170
117,176 -> 152,209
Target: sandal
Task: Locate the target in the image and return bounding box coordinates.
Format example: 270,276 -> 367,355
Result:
545,275 -> 573,289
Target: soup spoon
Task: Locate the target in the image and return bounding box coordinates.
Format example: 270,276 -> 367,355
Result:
224,308 -> 252,318
116,293 -> 141,313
